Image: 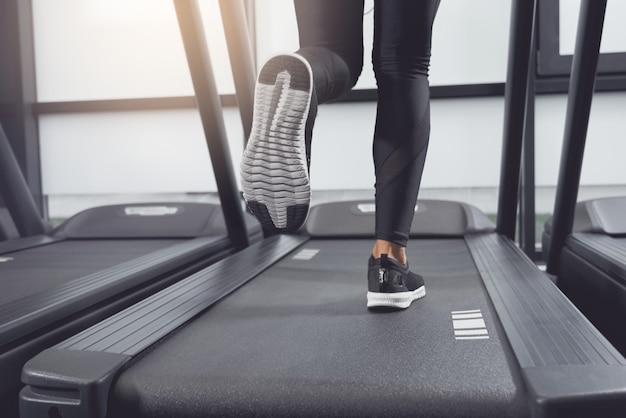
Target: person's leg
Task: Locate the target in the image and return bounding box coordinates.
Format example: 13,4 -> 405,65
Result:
294,0 -> 364,104
240,1 -> 364,233
367,0 -> 440,309
295,0 -> 364,165
372,0 -> 440,256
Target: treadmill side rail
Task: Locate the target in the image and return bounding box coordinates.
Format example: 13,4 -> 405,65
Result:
19,234 -> 307,418
524,365 -> 626,418
0,234 -> 62,255
0,236 -> 225,348
20,349 -> 131,418
467,233 -> 626,416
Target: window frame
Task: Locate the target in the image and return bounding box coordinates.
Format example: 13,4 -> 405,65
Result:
537,0 -> 626,76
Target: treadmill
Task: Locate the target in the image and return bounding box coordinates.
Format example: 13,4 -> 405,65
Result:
543,1 -> 626,355
0,0 -> 262,412
18,0 -> 626,417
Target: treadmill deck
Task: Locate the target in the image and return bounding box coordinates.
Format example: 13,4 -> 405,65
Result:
109,239 -> 529,417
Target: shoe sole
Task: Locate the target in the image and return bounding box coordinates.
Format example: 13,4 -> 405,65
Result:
240,54 -> 313,233
366,286 -> 426,309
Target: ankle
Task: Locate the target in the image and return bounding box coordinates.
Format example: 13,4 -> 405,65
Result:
372,240 -> 407,265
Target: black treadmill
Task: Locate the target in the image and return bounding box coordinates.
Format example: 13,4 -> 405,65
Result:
18,208 -> 626,417
543,1 -> 626,356
0,0 -> 262,411
18,0 -> 626,417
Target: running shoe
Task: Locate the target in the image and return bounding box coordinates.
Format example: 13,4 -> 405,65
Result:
367,254 -> 426,309
240,54 -> 313,233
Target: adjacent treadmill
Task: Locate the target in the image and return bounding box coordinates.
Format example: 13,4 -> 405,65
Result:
18,0 -> 626,417
0,0 -> 261,412
543,1 -> 626,356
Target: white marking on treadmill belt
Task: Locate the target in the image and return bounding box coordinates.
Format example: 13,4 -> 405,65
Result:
292,248 -> 320,260
0,257 -> 14,263
452,309 -> 489,340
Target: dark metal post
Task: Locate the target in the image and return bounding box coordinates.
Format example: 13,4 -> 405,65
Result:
218,0 -> 256,143
518,22 -> 537,261
546,0 -> 606,274
0,123 -> 46,237
0,0 -> 44,216
174,0 -> 249,250
496,0 -> 537,239
0,200 -> 18,240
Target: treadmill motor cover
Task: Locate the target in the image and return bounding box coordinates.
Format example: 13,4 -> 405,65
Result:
545,196 -> 626,237
305,199 -> 496,238
53,202 -> 234,239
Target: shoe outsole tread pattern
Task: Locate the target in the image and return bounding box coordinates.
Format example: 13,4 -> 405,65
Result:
241,54 -> 313,233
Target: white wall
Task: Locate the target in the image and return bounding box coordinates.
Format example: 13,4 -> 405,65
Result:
39,108 -> 244,194
254,0 -> 511,88
38,91 -> 626,195
32,0 -> 236,100
31,0 -> 626,213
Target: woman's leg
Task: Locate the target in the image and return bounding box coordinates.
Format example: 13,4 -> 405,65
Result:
372,0 -> 440,255
367,0 -> 440,309
294,0 -> 365,164
241,1 -> 364,233
294,0 -> 364,104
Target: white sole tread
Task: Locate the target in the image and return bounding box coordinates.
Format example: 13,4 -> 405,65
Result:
240,54 -> 313,231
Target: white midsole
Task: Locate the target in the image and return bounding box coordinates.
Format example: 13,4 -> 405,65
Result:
367,286 -> 426,309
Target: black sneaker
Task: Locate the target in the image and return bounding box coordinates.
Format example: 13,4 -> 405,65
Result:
367,254 -> 426,309
240,53 -> 313,233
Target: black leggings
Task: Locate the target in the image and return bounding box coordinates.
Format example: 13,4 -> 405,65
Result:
294,0 -> 440,247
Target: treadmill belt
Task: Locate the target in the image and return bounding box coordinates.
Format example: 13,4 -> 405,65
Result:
110,239 -> 529,417
0,239 -> 181,306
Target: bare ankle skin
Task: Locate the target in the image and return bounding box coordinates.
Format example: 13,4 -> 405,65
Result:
372,240 -> 407,265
